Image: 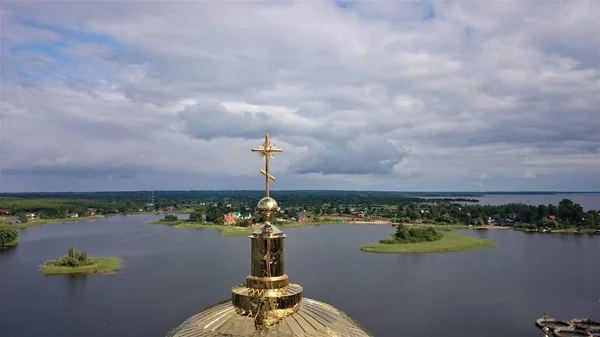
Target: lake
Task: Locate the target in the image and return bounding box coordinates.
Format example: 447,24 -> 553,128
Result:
1,214 -> 598,337
474,193 -> 600,211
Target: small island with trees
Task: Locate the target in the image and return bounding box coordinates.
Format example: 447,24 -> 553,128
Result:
361,224 -> 497,253
0,224 -> 19,249
41,245 -> 121,275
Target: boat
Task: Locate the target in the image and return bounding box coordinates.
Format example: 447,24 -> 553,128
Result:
553,326 -> 593,337
536,315 -> 600,337
571,319 -> 600,333
536,316 -> 570,330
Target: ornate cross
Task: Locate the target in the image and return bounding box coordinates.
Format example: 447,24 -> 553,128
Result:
251,134 -> 283,197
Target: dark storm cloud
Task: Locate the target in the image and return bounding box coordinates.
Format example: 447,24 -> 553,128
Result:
4,165 -> 139,179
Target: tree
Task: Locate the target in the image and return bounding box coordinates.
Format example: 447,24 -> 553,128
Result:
163,214 -> 178,221
558,199 -> 585,226
537,204 -> 549,219
68,245 -> 79,259
79,250 -> 88,262
583,210 -> 598,228
0,225 -> 18,246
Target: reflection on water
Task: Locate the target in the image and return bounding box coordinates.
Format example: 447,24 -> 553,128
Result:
0,215 -> 598,337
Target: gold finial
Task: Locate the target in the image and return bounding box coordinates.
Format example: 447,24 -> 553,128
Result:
251,134 -> 283,198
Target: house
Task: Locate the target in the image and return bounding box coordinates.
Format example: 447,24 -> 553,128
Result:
231,211 -> 241,220
241,211 -> 253,220
548,215 -> 557,221
69,213 -> 79,218
0,210 -> 11,216
85,209 -> 96,216
26,213 -> 37,220
165,206 -> 176,212
296,211 -> 307,222
223,212 -> 236,225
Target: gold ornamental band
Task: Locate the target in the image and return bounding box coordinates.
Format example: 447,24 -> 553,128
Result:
246,275 -> 290,289
231,284 -> 303,312
232,291 -> 303,312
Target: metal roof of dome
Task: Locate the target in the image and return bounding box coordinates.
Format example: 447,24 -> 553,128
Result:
166,298 -> 372,337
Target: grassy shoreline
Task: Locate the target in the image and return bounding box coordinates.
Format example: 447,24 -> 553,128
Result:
40,257 -> 122,275
0,239 -> 18,249
360,231 -> 497,254
15,215 -> 107,229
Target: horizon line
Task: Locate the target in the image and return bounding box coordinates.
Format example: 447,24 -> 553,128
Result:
1,189 -> 599,194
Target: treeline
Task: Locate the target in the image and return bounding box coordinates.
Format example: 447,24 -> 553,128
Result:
389,199 -> 597,228
0,192 -> 597,229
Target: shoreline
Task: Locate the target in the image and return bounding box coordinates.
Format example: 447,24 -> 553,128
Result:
15,215 -> 109,228
0,239 -> 18,249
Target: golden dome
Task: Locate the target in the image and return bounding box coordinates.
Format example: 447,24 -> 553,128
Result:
257,197 -> 278,212
165,298 -> 372,337
256,197 -> 278,218
164,134 -> 372,337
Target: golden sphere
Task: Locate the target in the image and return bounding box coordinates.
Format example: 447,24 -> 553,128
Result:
256,197 -> 278,213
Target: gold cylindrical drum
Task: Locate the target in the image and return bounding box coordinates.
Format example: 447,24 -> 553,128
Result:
250,236 -> 285,278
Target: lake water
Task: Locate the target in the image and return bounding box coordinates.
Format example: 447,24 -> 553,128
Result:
1,214 -> 599,337
438,193 -> 600,211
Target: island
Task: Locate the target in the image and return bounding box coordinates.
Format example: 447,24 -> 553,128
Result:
361,224 -> 497,253
0,224 -> 19,249
41,245 -> 121,275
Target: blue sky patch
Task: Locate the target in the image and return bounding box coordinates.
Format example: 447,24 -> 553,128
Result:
5,20 -> 122,83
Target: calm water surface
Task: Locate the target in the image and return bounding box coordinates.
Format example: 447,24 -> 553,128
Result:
475,193 -> 600,210
1,215 -> 598,337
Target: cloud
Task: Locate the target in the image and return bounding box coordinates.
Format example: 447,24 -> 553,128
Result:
512,170 -> 537,179
1,1 -> 599,192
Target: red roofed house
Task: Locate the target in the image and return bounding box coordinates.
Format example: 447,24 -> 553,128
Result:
223,212 -> 235,225
0,210 -> 10,216
548,215 -> 557,221
165,206 -> 176,212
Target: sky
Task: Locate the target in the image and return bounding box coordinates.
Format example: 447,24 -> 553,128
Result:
1,0 -> 599,193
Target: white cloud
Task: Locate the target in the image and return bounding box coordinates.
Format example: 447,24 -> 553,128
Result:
512,170 -> 537,179
1,1 -> 599,192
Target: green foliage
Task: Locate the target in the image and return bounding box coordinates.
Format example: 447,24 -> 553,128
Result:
162,214 -> 178,221
18,214 -> 28,223
0,225 -> 18,247
189,211 -> 203,222
379,225 -> 443,244
47,245 -> 94,268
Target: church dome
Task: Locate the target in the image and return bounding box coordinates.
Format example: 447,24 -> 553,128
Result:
164,134 -> 372,337
166,298 -> 372,337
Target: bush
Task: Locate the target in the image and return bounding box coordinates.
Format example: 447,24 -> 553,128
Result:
162,214 -> 178,221
378,225 -> 443,244
48,246 -> 94,267
0,225 -> 18,247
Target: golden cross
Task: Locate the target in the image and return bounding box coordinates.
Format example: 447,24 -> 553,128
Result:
251,134 -> 283,197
